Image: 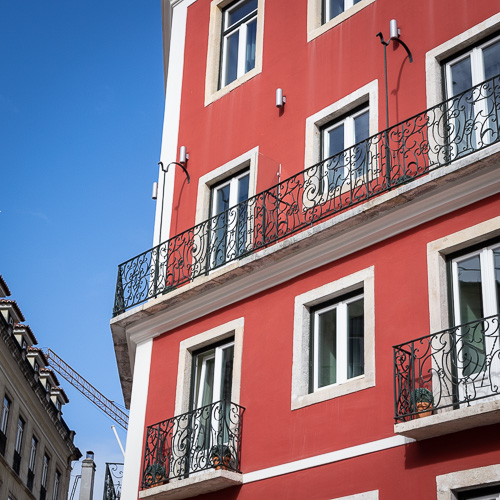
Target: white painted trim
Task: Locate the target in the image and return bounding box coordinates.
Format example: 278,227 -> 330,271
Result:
154,0 -> 198,246
174,318 -> 244,416
291,267 -> 375,410
243,435 -> 413,483
331,492 -> 378,500
436,464 -> 500,500
307,0 -> 376,43
425,13 -> 500,108
121,339 -> 153,500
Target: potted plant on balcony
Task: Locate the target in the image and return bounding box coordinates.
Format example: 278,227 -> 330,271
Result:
144,463 -> 167,488
410,387 -> 434,418
210,445 -> 232,470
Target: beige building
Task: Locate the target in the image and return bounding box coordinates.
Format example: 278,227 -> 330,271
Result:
0,276 -> 81,500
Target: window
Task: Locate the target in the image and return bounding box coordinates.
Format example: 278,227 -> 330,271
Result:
307,0 -> 375,42
52,471 -> 61,500
304,81 -> 377,210
28,436 -> 37,491
458,486 -> 500,500
13,416 -> 24,475
15,417 -> 24,454
0,395 -> 10,456
449,241 -> 500,401
444,35 -> 500,154
220,0 -> 257,88
192,340 -> 234,409
205,0 -> 264,104
311,291 -> 364,392
1,395 -> 10,434
210,170 -> 250,268
323,0 -> 362,23
41,453 -> 50,488
292,267 -> 375,410
321,106 -> 370,193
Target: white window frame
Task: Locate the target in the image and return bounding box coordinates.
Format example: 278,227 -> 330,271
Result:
331,492 -> 378,500
29,435 -> 37,472
175,318 -> 244,416
436,464 -> 500,500
220,0 -> 258,88
52,470 -> 61,500
307,0 -> 375,42
41,453 -> 50,488
1,395 -> 10,434
291,267 -> 375,410
205,0 -> 265,106
312,292 -> 364,391
14,416 -> 24,454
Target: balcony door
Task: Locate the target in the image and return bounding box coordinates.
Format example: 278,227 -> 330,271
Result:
451,242 -> 500,404
190,340 -> 234,471
444,36 -> 500,156
210,171 -> 249,270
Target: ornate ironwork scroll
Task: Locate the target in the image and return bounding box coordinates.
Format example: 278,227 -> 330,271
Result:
141,400 -> 245,489
114,74 -> 500,316
103,463 -> 123,500
393,314 -> 500,422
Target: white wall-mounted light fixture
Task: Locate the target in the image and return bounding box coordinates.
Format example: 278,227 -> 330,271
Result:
179,145 -> 189,164
152,181 -> 158,200
276,88 -> 286,108
389,19 -> 400,40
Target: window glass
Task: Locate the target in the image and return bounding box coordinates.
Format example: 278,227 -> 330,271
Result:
324,0 -> 362,22
52,471 -> 61,500
42,454 -> 50,487
312,292 -> 364,392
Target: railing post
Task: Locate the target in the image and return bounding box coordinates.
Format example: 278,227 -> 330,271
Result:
410,341 -> 416,418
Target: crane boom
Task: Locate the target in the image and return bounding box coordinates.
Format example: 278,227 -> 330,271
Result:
45,349 -> 128,431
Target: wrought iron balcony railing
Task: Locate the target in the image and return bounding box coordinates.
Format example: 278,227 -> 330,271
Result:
103,462 -> 123,500
114,75 -> 500,316
141,400 -> 245,489
393,314 -> 500,423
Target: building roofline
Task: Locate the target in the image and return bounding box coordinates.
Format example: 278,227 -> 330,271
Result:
14,324 -> 38,345
0,299 -> 25,323
0,276 -> 11,297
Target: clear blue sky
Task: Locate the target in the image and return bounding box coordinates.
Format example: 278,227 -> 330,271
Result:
0,1 -> 165,497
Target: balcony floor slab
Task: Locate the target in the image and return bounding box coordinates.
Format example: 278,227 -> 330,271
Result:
394,397 -> 500,440
138,470 -> 243,500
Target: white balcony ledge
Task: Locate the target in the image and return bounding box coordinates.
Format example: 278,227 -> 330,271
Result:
138,469 -> 243,500
394,398 -> 500,440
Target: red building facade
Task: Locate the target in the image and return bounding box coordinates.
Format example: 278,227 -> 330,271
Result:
111,1 -> 500,499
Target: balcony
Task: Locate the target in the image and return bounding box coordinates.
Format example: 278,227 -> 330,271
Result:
103,462 -> 123,500
114,75 -> 500,316
139,400 -> 245,499
393,314 -> 500,440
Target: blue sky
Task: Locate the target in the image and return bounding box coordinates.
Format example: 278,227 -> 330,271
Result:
0,1 -> 165,496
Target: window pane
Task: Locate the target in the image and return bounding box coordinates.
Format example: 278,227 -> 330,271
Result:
237,174 -> 249,203
347,298 -> 364,378
245,19 -> 257,72
318,308 -> 337,387
457,255 -> 485,376
326,124 -> 344,158
354,111 -> 369,144
228,0 -> 257,27
328,0 -> 345,20
450,56 -> 473,96
220,345 -> 234,402
224,32 -> 239,85
483,40 -> 500,81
